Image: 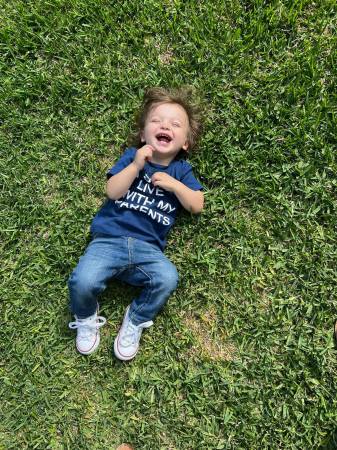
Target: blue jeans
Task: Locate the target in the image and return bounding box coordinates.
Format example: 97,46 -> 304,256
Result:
68,236 -> 179,325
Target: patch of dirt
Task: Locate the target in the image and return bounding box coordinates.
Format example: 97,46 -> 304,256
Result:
158,49 -> 174,65
183,309 -> 236,361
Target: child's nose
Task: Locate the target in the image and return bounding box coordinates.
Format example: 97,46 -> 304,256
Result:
160,121 -> 170,130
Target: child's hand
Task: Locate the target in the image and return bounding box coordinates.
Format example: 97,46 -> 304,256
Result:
133,145 -> 154,170
151,172 -> 179,193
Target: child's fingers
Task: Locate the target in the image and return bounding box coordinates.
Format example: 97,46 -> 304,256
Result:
141,144 -> 154,154
151,172 -> 161,182
135,146 -> 153,166
143,146 -> 153,159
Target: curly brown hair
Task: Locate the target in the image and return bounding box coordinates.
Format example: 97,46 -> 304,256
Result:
129,86 -> 203,155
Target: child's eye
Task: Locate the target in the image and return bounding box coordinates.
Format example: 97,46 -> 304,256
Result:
173,122 -> 181,127
151,118 -> 160,123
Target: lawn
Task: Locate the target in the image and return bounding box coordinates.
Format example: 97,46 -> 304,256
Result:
1,0 -> 336,449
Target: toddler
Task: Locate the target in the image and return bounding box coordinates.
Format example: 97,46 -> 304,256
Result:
68,87 -> 204,360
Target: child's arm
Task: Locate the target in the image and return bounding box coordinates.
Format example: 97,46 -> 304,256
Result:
106,145 -> 154,200
152,172 -> 204,214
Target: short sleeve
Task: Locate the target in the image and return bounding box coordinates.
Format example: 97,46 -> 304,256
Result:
107,147 -> 137,179
179,161 -> 203,191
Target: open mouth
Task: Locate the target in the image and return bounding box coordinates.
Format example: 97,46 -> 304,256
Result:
156,133 -> 172,144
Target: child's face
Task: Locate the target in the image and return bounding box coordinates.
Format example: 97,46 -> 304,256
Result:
141,102 -> 190,162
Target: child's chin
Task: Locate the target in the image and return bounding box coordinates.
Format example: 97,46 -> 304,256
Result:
154,143 -> 179,153
154,141 -> 171,150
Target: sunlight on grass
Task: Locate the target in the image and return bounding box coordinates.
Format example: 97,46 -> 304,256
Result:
1,0 -> 336,448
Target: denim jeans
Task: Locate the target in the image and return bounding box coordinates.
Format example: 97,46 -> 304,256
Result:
68,236 -> 179,325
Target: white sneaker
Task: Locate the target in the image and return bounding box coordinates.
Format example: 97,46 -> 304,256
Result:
114,306 -> 153,361
69,312 -> 106,355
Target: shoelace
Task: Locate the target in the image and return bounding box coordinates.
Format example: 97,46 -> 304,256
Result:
122,320 -> 153,345
69,316 -> 107,335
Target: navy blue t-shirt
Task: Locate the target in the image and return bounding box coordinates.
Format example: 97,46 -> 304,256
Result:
91,147 -> 203,250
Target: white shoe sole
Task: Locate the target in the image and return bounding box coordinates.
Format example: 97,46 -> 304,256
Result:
76,333 -> 100,355
114,336 -> 138,361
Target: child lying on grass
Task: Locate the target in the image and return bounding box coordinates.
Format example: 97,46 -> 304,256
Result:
68,87 -> 204,361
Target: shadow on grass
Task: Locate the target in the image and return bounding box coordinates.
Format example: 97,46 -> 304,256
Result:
319,429 -> 337,450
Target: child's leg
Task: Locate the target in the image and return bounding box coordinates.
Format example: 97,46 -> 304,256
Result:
115,239 -> 178,325
68,236 -> 128,355
114,239 -> 178,361
68,236 -> 129,318
125,253 -> 178,326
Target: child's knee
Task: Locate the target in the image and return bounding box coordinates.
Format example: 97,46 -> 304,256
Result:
68,269 -> 100,296
157,263 -> 179,293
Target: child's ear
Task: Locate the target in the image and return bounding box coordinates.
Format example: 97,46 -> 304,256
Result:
182,141 -> 189,151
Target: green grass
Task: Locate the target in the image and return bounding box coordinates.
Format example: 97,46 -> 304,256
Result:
1,0 -> 336,448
